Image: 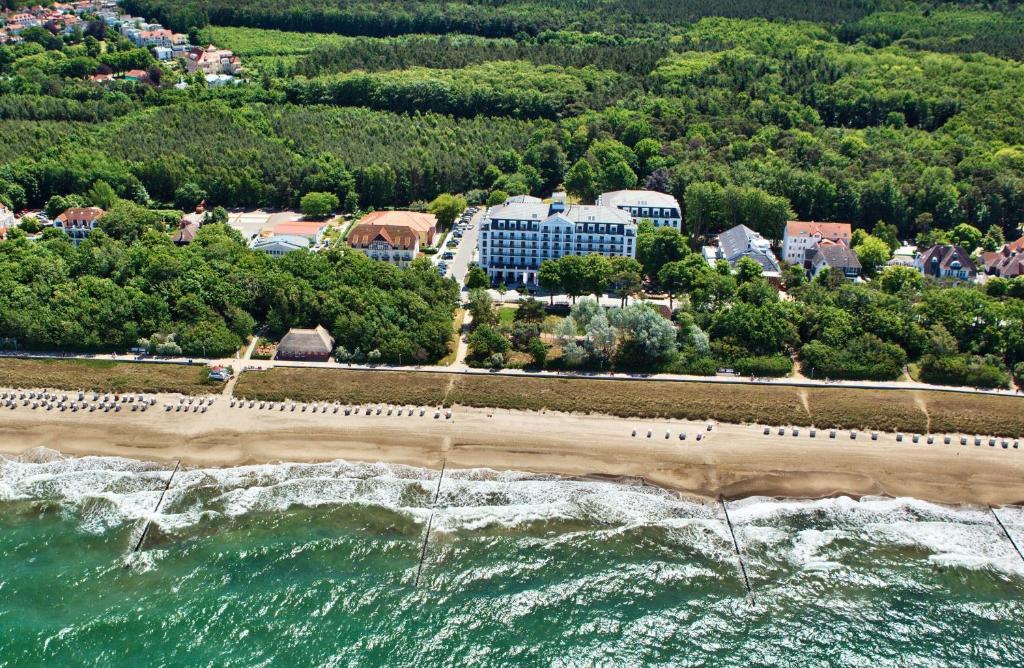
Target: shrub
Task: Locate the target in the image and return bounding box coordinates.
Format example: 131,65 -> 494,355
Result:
734,355 -> 793,377
667,354 -> 718,376
801,334 -> 907,381
919,354 -> 1010,389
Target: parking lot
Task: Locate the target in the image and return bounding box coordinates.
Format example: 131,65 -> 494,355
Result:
434,206 -> 482,284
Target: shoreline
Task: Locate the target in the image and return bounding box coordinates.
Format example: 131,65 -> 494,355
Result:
1,390 -> 1022,507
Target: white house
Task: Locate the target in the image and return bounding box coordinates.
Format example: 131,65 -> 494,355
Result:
478,194 -> 636,286
782,221 -> 852,268
597,189 -> 682,231
703,224 -> 780,274
250,234 -> 310,257
0,204 -> 14,228
55,206 -> 105,245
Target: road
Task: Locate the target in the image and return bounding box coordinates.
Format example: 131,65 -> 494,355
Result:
443,208 -> 482,285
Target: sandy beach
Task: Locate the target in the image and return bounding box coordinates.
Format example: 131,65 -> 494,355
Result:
0,389 -> 1022,506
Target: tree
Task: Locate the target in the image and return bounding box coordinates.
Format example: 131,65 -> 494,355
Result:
557,255 -> 590,303
637,224 -> 689,279
735,257 -> 763,284
877,266 -> 924,295
658,260 -> 688,311
565,158 -> 597,202
300,191 -> 339,219
585,311 -> 617,365
97,200 -> 161,242
948,223 -> 983,251
600,160 -> 637,191
486,190 -> 508,207
468,324 -> 509,360
467,288 -> 496,328
527,337 -> 548,368
582,254 -> 612,297
429,193 -> 467,229
87,180 -> 118,210
515,297 -> 546,323
684,181 -> 724,242
465,264 -> 489,290
616,304 -> 678,365
783,264 -> 806,291
608,257 -> 643,307
538,259 -> 562,304
853,234 -> 892,276
174,182 -> 207,211
872,221 -> 900,251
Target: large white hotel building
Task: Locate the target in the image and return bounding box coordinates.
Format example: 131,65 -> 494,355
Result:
477,193 -> 638,286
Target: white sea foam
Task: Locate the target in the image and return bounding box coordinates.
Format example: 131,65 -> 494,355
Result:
1,455 -> 1023,578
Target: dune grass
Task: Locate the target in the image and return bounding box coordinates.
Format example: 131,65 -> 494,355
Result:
232,367 -> 1024,436
0,358 -> 214,394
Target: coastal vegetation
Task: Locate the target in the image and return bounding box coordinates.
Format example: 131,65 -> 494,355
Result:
0,358 -> 213,394
231,367 -> 1024,436
1,1 -> 1023,384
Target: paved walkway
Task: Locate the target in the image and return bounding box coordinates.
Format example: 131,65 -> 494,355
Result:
4,350 -> 1019,399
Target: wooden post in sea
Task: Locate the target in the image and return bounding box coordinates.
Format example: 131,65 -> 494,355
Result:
719,495 -> 755,605
414,458 -> 446,588
989,505 -> 1024,565
125,460 -> 181,568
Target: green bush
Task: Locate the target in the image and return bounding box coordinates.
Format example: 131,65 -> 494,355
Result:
734,355 -> 793,377
919,354 -> 1010,389
667,354 -> 718,376
801,334 -> 907,381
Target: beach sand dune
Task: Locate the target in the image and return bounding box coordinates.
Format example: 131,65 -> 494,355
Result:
0,394 -> 1021,506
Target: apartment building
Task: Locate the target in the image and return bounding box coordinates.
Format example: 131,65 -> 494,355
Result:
597,189 -> 682,231
478,195 -> 636,286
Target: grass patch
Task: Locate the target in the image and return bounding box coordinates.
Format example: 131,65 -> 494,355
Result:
233,368 -> 450,405
804,387 -> 928,433
498,307 -> 516,326
436,309 -> 466,367
0,358 -> 214,394
920,391 -> 1024,436
232,367 -> 1024,435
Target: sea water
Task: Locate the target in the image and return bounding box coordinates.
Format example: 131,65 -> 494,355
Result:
0,453 -> 1022,666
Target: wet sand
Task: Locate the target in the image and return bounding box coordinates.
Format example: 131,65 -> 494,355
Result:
0,391 -> 1022,506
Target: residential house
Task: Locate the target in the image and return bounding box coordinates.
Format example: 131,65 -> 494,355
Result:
598,189 -> 682,231
55,206 -> 104,244
186,44 -> 243,76
914,244 -> 977,281
478,194 -> 636,286
355,210 -> 438,247
702,224 -> 780,274
979,238 -> 1024,279
810,241 -> 861,280
782,221 -> 852,269
273,221 -> 328,246
250,234 -> 310,257
885,244 -> 917,268
152,45 -> 172,61
275,325 -> 334,362
0,204 -> 13,228
347,223 -> 421,268
123,69 -> 150,83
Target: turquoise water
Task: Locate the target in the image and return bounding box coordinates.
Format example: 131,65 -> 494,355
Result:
1,455 -> 1022,666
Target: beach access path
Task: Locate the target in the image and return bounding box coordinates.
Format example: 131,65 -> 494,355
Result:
3,349 -> 1019,400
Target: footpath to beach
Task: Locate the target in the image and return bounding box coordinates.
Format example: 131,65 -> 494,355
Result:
0,386 -> 1022,507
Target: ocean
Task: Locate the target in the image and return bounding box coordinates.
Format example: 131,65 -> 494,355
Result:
1,454 -> 1022,666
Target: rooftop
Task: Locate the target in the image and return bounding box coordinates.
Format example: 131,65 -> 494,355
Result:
599,190 -> 680,210
785,220 -> 852,239
487,202 -> 634,225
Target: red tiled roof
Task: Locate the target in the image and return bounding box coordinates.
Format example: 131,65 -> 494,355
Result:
356,210 -> 436,244
56,206 -> 104,223
347,223 -> 418,250
785,220 -> 852,240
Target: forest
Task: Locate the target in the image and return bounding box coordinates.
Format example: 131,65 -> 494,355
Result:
0,0 -> 1023,380
0,224 -> 459,362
